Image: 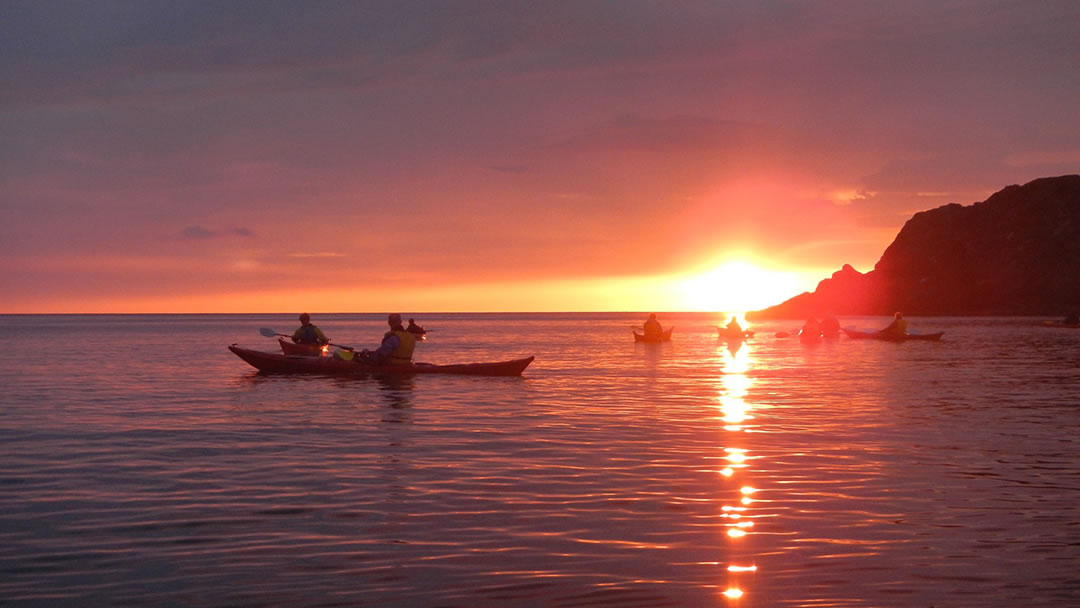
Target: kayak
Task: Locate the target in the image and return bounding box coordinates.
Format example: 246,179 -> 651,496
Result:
229,344 -> 534,376
1041,321 -> 1080,329
278,337 -> 328,356
717,327 -> 754,341
842,328 -> 944,342
634,327 -> 673,342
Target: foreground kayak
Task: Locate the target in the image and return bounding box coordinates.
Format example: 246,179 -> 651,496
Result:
278,338 -> 328,356
634,327 -> 673,343
842,328 -> 944,342
230,344 -> 534,376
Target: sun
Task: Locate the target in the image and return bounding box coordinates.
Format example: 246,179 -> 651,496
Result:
678,259 -> 806,312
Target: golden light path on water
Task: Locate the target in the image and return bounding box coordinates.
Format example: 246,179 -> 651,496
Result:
715,335 -> 760,603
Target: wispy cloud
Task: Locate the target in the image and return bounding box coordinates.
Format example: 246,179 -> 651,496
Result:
179,226 -> 255,240
287,252 -> 345,258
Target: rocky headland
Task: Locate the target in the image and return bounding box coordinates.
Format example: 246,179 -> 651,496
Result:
748,174 -> 1080,319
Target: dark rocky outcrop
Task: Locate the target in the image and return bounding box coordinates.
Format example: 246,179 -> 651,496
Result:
748,174 -> 1080,319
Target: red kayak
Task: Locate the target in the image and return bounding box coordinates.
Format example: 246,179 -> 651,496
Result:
230,344 -> 534,376
278,338 -> 328,356
842,328 -> 944,342
634,327 -> 673,343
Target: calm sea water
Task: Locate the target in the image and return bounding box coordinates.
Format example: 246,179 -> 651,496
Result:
1,313 -> 1078,607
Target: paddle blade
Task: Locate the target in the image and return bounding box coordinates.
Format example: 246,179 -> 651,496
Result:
259,327 -> 279,337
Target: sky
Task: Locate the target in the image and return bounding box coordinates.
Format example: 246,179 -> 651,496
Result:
3,0 -> 1079,313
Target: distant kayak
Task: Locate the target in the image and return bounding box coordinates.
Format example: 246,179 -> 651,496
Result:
278,337 -> 327,356
842,328 -> 944,342
230,344 -> 534,376
634,327 -> 673,343
1041,321 -> 1080,329
717,327 -> 754,341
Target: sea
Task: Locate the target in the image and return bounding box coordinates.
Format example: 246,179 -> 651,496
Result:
1,313 -> 1078,607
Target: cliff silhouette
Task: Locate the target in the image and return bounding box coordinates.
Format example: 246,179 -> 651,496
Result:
748,174 -> 1080,319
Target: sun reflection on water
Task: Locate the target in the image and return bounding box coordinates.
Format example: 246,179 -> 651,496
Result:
717,336 -> 760,602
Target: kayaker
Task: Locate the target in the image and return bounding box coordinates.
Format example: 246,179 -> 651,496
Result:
880,312 -> 908,336
292,313 -> 329,345
800,317 -> 821,339
726,316 -> 744,335
406,318 -> 426,335
362,313 -> 417,365
643,313 -> 663,339
821,315 -> 840,338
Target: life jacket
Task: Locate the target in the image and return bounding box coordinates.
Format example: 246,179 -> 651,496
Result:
893,319 -> 908,335
643,319 -> 662,337
297,324 -> 322,344
386,329 -> 417,365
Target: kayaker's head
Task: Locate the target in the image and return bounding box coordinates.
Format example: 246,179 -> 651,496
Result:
299,313 -> 311,325
648,313 -> 657,321
388,313 -> 403,329
894,312 -> 903,320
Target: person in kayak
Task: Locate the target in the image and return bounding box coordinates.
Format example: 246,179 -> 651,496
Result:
361,313 -> 417,365
800,317 -> 821,339
292,313 -> 329,346
643,313 -> 663,339
725,316 -> 744,335
880,312 -> 908,336
406,318 -> 426,335
821,315 -> 841,338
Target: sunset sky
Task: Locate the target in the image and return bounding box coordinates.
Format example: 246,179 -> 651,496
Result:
3,1 -> 1078,313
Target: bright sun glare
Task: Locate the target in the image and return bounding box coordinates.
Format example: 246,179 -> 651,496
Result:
679,259 -> 805,313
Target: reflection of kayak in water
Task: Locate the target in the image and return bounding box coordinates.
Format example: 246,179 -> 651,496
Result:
230,344 -> 535,376
842,328 -> 944,342
634,328 -> 673,342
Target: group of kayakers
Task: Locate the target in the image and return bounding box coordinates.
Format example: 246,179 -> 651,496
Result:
292,313 -> 427,366
642,311 -> 914,341
799,315 -> 842,339
294,309 -> 933,366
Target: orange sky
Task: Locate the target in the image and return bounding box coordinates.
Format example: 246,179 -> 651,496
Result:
3,2 -> 1078,313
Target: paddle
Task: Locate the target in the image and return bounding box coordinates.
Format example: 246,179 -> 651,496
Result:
258,327 -> 357,351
